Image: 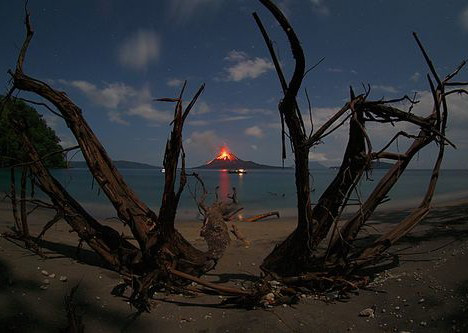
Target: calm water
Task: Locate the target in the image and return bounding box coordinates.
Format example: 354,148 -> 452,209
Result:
1,168 -> 467,220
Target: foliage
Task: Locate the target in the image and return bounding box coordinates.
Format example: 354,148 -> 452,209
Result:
0,97 -> 66,168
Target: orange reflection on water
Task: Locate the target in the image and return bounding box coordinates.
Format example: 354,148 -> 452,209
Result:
218,170 -> 231,201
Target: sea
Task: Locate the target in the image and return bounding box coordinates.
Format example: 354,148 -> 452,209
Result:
1,168 -> 468,221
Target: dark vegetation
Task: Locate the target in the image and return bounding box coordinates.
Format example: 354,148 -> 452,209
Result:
1,0 -> 466,312
0,97 -> 66,168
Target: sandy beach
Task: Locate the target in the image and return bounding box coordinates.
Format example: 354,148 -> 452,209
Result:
1,199 -> 467,332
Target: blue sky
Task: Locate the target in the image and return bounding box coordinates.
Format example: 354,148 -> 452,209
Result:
1,0 -> 467,168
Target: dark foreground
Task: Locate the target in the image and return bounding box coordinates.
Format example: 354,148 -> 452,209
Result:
0,201 -> 467,332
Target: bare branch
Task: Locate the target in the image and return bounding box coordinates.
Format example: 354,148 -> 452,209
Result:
412,32 -> 441,86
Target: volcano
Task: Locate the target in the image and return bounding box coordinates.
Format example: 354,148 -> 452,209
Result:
193,146 -> 286,170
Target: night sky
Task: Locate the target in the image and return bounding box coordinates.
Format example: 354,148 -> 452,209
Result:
1,0 -> 467,168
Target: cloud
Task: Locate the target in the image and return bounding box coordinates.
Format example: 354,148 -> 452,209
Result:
251,145 -> 258,150
223,50 -> 274,82
127,104 -> 173,124
58,79 -> 178,125
187,120 -> 210,126
194,101 -> 211,115
60,80 -> 138,109
218,115 -> 251,122
372,85 -> 399,94
167,0 -> 221,22
410,72 -> 421,82
460,6 -> 468,32
107,111 -> 130,126
167,78 -> 184,87
309,152 -> 328,161
327,68 -> 343,73
245,126 -> 264,138
230,107 -> 273,115
118,30 -> 160,70
184,130 -> 223,155
309,0 -> 329,15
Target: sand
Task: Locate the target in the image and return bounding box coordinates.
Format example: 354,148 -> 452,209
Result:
1,199 -> 467,332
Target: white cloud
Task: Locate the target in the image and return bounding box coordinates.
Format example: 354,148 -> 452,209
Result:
223,50 -> 274,82
245,126 -> 264,138
309,152 -> 328,161
410,72 -> 421,82
460,6 -> 468,32
59,79 -> 178,126
372,85 -> 399,94
251,145 -> 258,150
194,101 -> 211,115
309,0 -> 329,15
218,115 -> 251,122
167,0 -> 221,22
107,111 -> 130,126
42,114 -> 60,131
127,104 -> 173,124
167,78 -> 185,87
60,80 -> 137,109
184,130 -> 223,156
118,30 -> 160,70
230,107 -> 273,115
187,119 -> 210,126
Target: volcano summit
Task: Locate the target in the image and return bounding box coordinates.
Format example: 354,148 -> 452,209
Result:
193,147 -> 286,170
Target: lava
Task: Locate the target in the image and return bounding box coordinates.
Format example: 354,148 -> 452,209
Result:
214,146 -> 238,161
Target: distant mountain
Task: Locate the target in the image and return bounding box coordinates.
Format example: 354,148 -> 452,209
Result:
330,160 -> 394,170
68,160 -> 161,169
288,161 -> 327,169
193,147 -> 288,170
371,161 -> 393,169
309,161 -> 327,169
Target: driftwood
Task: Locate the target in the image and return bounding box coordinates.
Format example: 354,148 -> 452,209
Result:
230,224 -> 250,246
242,211 -> 280,222
2,0 -> 466,309
255,0 -> 466,278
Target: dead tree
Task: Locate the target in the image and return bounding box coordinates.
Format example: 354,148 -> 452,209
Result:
3,7 -> 249,308
255,0 -> 467,279
2,1 -> 467,309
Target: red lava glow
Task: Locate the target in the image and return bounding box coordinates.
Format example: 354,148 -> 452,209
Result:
215,146 -> 237,161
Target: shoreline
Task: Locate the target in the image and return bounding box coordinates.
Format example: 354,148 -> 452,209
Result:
0,198 -> 467,332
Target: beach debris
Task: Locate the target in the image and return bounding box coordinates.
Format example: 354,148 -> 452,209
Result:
40,284 -> 49,290
49,273 -> 56,278
260,292 -> 276,306
60,275 -> 68,282
269,280 -> 281,288
43,278 -> 50,284
420,321 -> 428,327
41,270 -> 49,276
359,307 -> 375,318
229,224 -> 250,246
418,298 -> 425,304
241,211 -> 280,222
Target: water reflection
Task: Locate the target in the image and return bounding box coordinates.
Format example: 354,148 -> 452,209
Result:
218,170 -> 231,201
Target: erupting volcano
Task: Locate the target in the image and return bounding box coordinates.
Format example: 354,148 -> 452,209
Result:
194,146 -> 286,170
212,146 -> 239,162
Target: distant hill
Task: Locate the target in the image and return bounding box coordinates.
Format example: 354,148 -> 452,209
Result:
288,161 -> 327,170
330,160 -> 394,170
193,147 -> 288,170
371,161 -> 393,169
309,161 -> 327,169
69,160 -> 160,169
